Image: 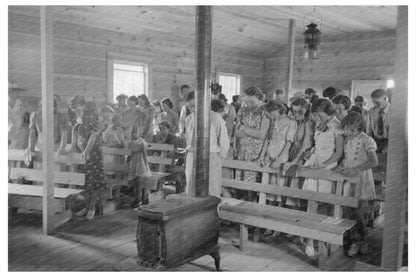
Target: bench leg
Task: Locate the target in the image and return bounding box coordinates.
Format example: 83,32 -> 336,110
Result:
318,241 -> 329,270
239,224 -> 248,251
209,248 -> 221,271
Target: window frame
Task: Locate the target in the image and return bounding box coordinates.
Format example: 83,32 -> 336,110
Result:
107,52 -> 150,103
217,72 -> 241,99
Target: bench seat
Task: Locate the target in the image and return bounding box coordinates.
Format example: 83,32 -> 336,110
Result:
9,183 -> 83,199
219,198 -> 356,245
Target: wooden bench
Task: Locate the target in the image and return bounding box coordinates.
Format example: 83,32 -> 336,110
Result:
8,149 -> 85,229
102,143 -> 177,204
219,159 -> 361,270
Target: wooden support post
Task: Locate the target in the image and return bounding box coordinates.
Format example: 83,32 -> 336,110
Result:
381,5 -> 408,271
285,19 -> 296,103
40,6 -> 55,235
239,224 -> 248,251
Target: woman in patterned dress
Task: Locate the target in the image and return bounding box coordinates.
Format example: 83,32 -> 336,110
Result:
68,96 -> 106,220
159,98 -> 179,134
234,86 -> 271,201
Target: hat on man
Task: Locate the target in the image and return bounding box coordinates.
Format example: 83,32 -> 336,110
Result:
370,89 -> 387,99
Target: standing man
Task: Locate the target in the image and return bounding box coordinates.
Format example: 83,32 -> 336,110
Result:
184,92 -> 230,197
366,89 -> 390,153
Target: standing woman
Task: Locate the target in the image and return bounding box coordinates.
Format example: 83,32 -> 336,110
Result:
234,86 -> 270,201
302,98 -> 345,256
137,94 -> 156,140
159,98 -> 179,134
68,96 -> 106,220
123,96 -> 145,141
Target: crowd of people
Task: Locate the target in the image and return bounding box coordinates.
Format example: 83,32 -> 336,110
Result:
8,82 -> 391,257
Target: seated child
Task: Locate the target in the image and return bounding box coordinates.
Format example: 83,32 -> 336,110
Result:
334,111 -> 378,256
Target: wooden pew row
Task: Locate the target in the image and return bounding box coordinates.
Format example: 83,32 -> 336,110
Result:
102,143 -> 179,204
219,159 -> 361,270
8,149 -> 85,229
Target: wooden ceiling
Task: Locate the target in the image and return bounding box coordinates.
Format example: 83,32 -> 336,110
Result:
9,5 -> 398,58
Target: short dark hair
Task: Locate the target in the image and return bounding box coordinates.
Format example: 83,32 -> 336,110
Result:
291,97 -> 309,109
180,84 -> 190,91
332,95 -> 352,110
68,95 -> 86,108
305,88 -> 316,95
244,86 -> 263,100
159,120 -> 171,130
354,96 -> 364,103
232,95 -> 239,102
128,95 -> 139,105
161,98 -> 173,109
275,89 -> 284,95
350,105 -> 363,115
311,98 -> 336,116
341,111 -> 365,132
116,94 -> 128,101
218,93 -> 227,102
323,87 -> 337,100
186,91 -> 195,102
371,89 -> 387,99
264,100 -> 287,115
211,99 -> 225,113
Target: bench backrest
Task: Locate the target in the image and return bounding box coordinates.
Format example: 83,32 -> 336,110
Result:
222,159 -> 360,220
145,143 -> 175,172
9,167 -> 85,188
8,149 -> 85,165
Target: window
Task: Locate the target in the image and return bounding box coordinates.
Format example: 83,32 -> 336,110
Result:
109,60 -> 148,102
218,73 -> 241,101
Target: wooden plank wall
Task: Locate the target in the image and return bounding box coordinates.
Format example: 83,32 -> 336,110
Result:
9,11 -> 264,110
264,30 -> 396,98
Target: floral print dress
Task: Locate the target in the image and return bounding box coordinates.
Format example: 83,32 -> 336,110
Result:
74,103 -> 106,194
235,105 -> 268,182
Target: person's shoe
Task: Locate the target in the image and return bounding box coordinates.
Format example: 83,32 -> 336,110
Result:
86,210 -> 95,220
305,244 -> 315,257
347,243 -> 360,257
75,208 -> 87,216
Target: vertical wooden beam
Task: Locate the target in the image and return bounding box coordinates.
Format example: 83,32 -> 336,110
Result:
285,19 -> 296,103
381,5 -> 408,270
40,6 -> 55,235
193,6 -> 212,197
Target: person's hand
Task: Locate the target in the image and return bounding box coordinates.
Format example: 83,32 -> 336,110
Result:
24,149 -> 33,166
81,150 -> 90,160
286,164 -> 299,177
270,160 -> 281,170
333,165 -> 345,174
303,150 -> 312,160
342,168 -> 359,177
56,147 -> 66,157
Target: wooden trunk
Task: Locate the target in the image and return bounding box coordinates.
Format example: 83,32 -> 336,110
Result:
136,193 -> 221,270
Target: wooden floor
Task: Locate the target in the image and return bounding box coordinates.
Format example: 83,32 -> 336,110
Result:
8,207 -> 396,271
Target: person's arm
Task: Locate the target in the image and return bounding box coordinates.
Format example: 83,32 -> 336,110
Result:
321,134 -> 344,168
218,116 -> 230,159
342,151 -> 378,177
241,116 -> 270,140
82,131 -> 98,160
69,126 -> 78,152
178,105 -> 187,135
57,114 -> 68,156
27,112 -> 38,152
291,121 -> 314,165
365,112 -> 373,136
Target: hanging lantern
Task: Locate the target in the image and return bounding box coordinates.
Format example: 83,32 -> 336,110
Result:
303,7 -> 322,60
